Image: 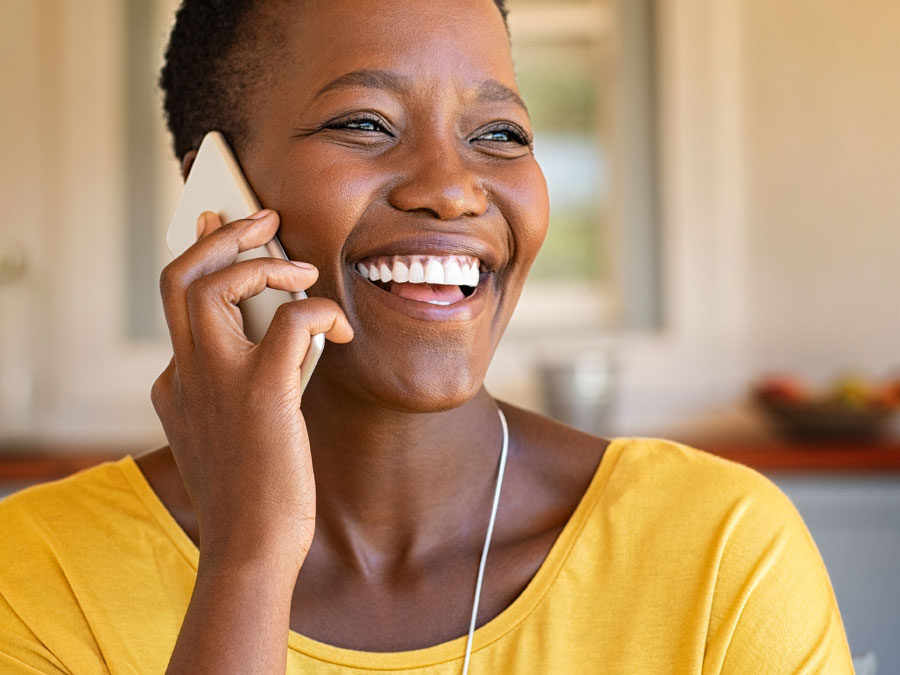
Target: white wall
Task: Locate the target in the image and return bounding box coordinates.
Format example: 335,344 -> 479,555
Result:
742,0 -> 900,379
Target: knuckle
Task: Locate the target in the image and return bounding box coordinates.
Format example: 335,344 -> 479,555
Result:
300,296 -> 336,314
274,297 -> 322,323
226,216 -> 260,245
221,217 -> 245,238
185,276 -> 216,308
264,297 -> 345,345
270,301 -> 306,332
158,261 -> 184,301
272,300 -> 295,322
150,369 -> 173,414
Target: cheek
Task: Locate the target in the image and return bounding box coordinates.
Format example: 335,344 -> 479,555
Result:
495,159 -> 550,270
250,148 -> 383,267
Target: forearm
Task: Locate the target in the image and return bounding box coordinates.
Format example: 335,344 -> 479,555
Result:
166,554 -> 300,675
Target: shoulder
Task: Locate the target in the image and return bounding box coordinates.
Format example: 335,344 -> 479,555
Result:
606,436 -> 793,517
0,457 -> 140,538
604,439 -> 853,671
566,436 -> 819,590
0,457 -> 152,589
495,405 -> 799,543
0,459 -> 193,673
0,460 -> 139,666
602,437 -> 819,568
559,438 -> 853,670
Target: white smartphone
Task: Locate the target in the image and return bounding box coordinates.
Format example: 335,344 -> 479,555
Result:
166,131 -> 324,393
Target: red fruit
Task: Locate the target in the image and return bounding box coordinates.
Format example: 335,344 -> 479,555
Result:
872,380 -> 900,410
755,375 -> 812,404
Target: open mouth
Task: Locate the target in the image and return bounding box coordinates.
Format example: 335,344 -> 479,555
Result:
354,254 -> 481,306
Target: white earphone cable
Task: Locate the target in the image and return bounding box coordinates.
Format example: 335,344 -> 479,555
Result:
462,407 -> 509,675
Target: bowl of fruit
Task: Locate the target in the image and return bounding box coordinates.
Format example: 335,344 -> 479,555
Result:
753,374 -> 900,440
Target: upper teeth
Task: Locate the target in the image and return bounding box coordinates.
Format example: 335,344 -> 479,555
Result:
355,255 -> 481,286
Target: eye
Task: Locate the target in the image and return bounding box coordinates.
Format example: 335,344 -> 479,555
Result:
324,114 -> 391,134
474,123 -> 532,146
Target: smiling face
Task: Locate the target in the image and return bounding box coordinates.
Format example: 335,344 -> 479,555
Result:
239,0 -> 549,412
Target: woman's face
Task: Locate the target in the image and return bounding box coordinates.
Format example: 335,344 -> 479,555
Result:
241,0 -> 549,411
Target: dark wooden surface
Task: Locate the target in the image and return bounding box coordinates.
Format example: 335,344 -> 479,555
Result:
0,446 -> 137,483
2,437 -> 900,487
694,438 -> 900,473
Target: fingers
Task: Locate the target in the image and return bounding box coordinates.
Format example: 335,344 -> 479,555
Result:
192,210 -> 281,277
160,209 -> 280,355
258,297 -> 354,370
196,211 -> 223,238
159,208 -> 352,379
187,258 -> 320,351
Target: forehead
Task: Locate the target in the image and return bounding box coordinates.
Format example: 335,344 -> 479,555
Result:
259,0 -> 515,95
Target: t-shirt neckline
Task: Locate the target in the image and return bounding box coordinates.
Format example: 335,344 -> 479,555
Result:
117,437 -> 629,670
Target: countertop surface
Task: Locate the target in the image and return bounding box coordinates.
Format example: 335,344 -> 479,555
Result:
3,435 -> 900,486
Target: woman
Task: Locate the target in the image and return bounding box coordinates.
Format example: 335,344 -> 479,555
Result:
0,0 -> 853,673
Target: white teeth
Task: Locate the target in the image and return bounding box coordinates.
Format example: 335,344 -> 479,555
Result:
468,262 -> 480,286
424,259 -> 444,284
409,260 -> 425,283
444,259 -> 463,285
355,255 -> 483,287
426,300 -> 451,306
392,260 -> 409,283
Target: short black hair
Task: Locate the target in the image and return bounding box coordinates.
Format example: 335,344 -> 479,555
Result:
159,0 -> 510,163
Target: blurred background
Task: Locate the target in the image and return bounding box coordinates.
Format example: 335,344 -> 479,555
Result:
1,0 -> 898,670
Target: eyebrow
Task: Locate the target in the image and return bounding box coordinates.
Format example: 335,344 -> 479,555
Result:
475,80 -> 529,114
313,69 -> 413,100
312,68 -> 529,114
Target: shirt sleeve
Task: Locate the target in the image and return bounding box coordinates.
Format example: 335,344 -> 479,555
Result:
702,478 -> 854,674
0,590 -> 71,675
0,490 -> 106,675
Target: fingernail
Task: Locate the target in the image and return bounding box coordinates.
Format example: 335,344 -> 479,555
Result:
196,211 -> 213,238
290,261 -> 315,269
248,209 -> 273,220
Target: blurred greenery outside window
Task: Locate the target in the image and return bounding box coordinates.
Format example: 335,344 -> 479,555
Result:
126,0 -> 660,339
509,1 -> 608,283
506,0 -> 661,333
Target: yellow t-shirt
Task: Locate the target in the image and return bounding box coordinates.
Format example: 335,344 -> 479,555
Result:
0,438 -> 853,674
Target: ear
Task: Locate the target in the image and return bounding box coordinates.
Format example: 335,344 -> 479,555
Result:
181,150 -> 198,182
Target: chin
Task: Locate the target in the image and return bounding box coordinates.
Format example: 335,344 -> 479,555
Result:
315,338 -> 492,414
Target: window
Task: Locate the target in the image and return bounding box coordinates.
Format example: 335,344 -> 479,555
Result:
505,0 -> 661,333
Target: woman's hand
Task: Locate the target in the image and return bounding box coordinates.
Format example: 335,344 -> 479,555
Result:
151,209 -> 353,572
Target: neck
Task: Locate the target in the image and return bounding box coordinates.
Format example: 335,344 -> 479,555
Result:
300,381 -> 506,572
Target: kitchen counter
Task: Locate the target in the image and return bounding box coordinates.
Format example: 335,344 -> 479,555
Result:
693,437 -> 900,473
3,435 -> 900,487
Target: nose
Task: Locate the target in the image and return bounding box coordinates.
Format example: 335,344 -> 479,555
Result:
387,142 -> 488,220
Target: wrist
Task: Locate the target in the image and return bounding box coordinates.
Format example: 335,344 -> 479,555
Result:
198,537 -> 310,580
